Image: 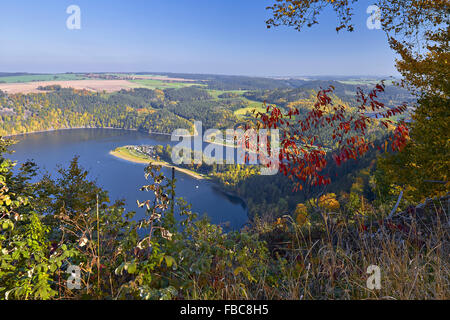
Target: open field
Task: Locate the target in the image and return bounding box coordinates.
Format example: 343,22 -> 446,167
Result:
0,80 -> 137,94
0,75 -> 204,94
206,90 -> 268,120
208,89 -> 246,99
0,74 -> 87,83
0,78 -> 202,94
0,73 -> 196,84
0,73 -> 203,93
234,98 -> 266,120
129,79 -> 202,90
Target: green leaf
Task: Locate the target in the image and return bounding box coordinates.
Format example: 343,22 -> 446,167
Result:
2,221 -> 9,230
127,262 -> 137,274
164,256 -> 176,268
234,266 -> 244,276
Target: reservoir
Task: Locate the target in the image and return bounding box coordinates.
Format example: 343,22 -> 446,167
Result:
7,128 -> 248,230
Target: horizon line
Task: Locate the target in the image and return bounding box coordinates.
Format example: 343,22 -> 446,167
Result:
0,71 -> 401,79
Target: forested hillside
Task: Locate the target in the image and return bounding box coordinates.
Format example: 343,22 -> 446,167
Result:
0,79 -> 413,137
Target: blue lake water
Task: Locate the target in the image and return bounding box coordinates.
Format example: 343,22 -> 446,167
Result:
7,128 -> 248,230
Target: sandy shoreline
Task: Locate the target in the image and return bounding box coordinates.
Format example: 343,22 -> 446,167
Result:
110,148 -> 249,211
109,149 -> 205,180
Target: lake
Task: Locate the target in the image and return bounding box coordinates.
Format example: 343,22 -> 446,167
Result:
7,128 -> 248,230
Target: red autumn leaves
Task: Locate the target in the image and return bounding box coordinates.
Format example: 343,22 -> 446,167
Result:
251,82 -> 409,191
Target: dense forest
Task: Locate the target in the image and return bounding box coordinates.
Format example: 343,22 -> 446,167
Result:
0,88 -> 193,136
0,79 -> 412,137
243,81 -> 415,110
146,141 -> 390,222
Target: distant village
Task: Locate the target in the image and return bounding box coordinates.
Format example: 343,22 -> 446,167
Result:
84,73 -> 139,81
125,145 -> 156,158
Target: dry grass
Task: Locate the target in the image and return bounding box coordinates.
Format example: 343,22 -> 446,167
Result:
202,197 -> 449,300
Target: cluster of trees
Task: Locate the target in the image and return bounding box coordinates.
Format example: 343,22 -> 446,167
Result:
244,81 -> 414,109
0,87 -> 221,136
205,76 -> 306,90
137,72 -> 307,90
0,86 -> 257,136
215,147 -> 382,220
163,87 -> 212,102
37,85 -> 62,91
166,100 -> 240,130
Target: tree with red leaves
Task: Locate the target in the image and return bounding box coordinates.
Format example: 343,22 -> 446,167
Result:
248,82 -> 409,193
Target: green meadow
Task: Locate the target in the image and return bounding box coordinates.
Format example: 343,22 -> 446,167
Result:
0,74 -> 87,83
129,79 -> 204,90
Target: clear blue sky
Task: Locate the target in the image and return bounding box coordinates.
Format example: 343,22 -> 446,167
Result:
0,0 -> 398,76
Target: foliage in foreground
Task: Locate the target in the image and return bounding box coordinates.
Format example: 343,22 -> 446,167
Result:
0,140 -> 448,299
